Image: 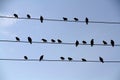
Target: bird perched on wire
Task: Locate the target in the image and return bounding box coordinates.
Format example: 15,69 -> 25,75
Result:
90,39 -> 94,47
103,40 -> 107,45
63,17 -> 68,21
27,14 -> 31,19
39,55 -> 44,61
24,56 -> 28,60
85,17 -> 89,25
68,57 -> 73,61
28,37 -> 32,44
81,58 -> 87,62
74,17 -> 79,21
82,40 -> 87,44
99,57 -> 104,63
15,37 -> 20,42
13,14 -> 18,18
60,57 -> 65,60
111,40 -> 115,47
57,39 -> 62,43
40,16 -> 43,23
41,39 -> 47,42
51,39 -> 56,43
75,40 -> 79,47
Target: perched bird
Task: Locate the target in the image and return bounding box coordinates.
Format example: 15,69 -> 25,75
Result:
63,17 -> 68,21
81,58 -> 87,62
39,55 -> 44,61
40,16 -> 43,23
57,39 -> 62,43
82,40 -> 87,44
68,57 -> 73,61
27,14 -> 31,19
60,57 -> 65,60
75,40 -> 79,47
85,17 -> 89,25
103,40 -> 107,45
90,39 -> 94,47
15,37 -> 20,41
51,39 -> 56,43
24,56 -> 28,60
111,40 -> 115,47
74,18 -> 79,21
28,37 -> 32,44
41,39 -> 47,42
13,14 -> 18,18
99,57 -> 104,63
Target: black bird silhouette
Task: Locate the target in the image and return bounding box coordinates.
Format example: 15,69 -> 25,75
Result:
82,40 -> 87,44
75,40 -> 79,47
40,16 -> 43,23
13,14 -> 18,18
41,39 -> 47,42
68,57 -> 73,61
99,57 -> 104,63
24,56 -> 28,60
27,14 -> 31,19
74,18 -> 79,21
60,57 -> 65,60
103,40 -> 107,45
28,37 -> 32,44
39,55 -> 44,61
51,39 -> 56,43
111,40 -> 114,47
81,58 -> 87,61
63,17 -> 68,21
15,37 -> 20,41
57,39 -> 62,43
85,17 -> 89,25
90,39 -> 94,47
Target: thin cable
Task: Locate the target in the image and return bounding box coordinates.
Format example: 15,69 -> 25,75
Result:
0,16 -> 120,24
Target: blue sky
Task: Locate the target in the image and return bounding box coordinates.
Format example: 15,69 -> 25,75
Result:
0,0 -> 120,80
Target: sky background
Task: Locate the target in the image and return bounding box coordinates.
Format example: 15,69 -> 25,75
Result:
0,0 -> 120,80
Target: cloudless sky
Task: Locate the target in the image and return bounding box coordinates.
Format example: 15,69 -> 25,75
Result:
0,0 -> 120,80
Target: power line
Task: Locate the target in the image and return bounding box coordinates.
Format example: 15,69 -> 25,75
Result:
0,15 -> 120,24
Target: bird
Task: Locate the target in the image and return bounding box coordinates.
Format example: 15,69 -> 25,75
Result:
90,39 -> 94,47
99,57 -> 104,63
41,39 -> 47,42
75,40 -> 79,47
15,37 -> 20,41
24,56 -> 28,60
28,37 -> 32,44
103,40 -> 107,45
39,55 -> 44,61
60,57 -> 65,60
63,17 -> 68,21
51,39 -> 56,43
13,14 -> 18,18
74,18 -> 79,21
57,39 -> 62,43
40,16 -> 43,23
85,17 -> 89,25
68,57 -> 73,61
82,40 -> 87,44
81,58 -> 87,62
111,40 -> 115,47
27,14 -> 31,19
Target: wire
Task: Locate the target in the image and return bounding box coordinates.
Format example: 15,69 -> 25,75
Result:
0,15 -> 120,24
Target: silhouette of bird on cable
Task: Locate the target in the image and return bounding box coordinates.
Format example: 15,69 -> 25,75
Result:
40,16 -> 43,23
41,39 -> 47,42
15,37 -> 20,41
28,37 -> 32,44
39,55 -> 44,61
90,39 -> 94,47
103,40 -> 107,45
82,40 -> 87,44
81,58 -> 87,62
63,17 -> 68,21
85,17 -> 89,25
13,14 -> 18,18
99,57 -> 104,63
111,40 -> 114,47
68,57 -> 73,61
75,40 -> 79,47
24,56 -> 28,60
60,57 -> 65,60
74,18 -> 79,21
27,14 -> 31,19
57,39 -> 62,43
51,39 -> 56,43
